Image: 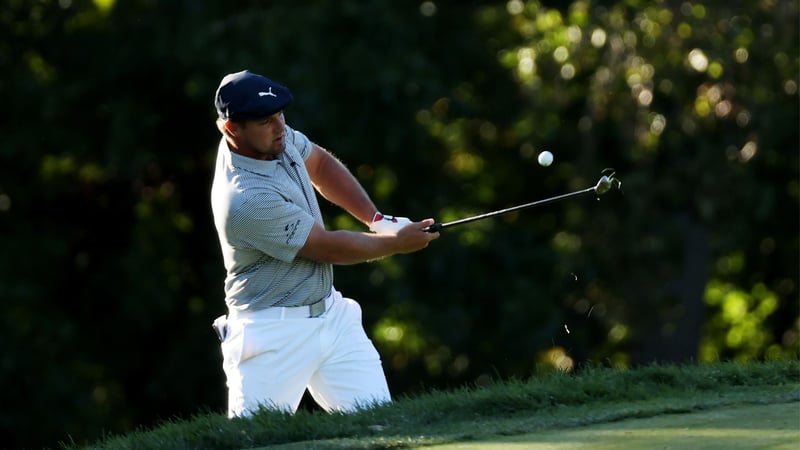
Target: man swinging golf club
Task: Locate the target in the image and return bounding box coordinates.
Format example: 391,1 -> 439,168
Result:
210,70 -> 439,417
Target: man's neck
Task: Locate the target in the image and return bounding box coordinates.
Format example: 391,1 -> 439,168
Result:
226,140 -> 277,161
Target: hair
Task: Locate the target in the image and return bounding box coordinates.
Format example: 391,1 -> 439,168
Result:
216,118 -> 246,138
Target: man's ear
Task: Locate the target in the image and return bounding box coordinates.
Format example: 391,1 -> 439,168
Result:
224,120 -> 238,136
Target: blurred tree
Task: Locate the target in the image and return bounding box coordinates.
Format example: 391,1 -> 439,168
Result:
410,0 -> 799,373
0,0 -> 225,446
0,0 -> 796,448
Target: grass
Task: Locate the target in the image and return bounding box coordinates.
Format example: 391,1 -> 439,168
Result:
75,359 -> 800,450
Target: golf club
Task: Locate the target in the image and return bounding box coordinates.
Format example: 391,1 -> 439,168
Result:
424,173 -> 621,233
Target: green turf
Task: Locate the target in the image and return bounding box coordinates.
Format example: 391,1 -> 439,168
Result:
77,360 -> 799,450
425,402 -> 800,449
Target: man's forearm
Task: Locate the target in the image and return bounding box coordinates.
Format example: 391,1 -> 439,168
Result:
297,220 -> 437,265
299,229 -> 400,265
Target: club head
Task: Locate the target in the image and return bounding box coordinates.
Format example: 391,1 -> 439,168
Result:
594,176 -> 612,195
593,171 -> 622,195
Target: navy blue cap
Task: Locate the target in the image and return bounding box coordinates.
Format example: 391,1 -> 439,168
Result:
214,70 -> 293,121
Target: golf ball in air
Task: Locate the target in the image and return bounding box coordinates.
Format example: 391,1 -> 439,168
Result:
538,151 -> 554,166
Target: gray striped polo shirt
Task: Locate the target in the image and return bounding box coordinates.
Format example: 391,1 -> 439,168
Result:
211,125 -> 333,311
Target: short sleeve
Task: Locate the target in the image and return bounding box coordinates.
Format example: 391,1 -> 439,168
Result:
285,125 -> 313,161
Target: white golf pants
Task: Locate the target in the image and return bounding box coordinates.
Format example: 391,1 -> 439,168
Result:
218,288 -> 391,417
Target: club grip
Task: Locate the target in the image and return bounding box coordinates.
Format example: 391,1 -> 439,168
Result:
424,223 -> 442,233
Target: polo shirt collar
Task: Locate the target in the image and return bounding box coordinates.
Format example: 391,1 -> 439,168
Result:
230,150 -> 279,176
219,138 -> 284,176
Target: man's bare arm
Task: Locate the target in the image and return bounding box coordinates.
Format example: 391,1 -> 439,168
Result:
305,143 -> 377,227
297,220 -> 439,265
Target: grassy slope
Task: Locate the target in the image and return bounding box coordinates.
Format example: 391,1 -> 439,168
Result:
78,360 -> 800,450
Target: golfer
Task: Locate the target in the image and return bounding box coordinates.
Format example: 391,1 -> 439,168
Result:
210,70 -> 439,417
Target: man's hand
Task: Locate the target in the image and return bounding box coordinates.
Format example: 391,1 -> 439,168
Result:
370,212 -> 412,235
392,218 -> 440,254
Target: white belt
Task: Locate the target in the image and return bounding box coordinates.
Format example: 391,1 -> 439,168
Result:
229,291 -> 335,321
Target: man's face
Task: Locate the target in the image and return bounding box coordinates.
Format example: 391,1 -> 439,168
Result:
231,111 -> 286,160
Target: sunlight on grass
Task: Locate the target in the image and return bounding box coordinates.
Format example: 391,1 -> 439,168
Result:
426,402 -> 800,450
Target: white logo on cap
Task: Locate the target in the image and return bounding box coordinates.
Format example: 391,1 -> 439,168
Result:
258,87 -> 277,97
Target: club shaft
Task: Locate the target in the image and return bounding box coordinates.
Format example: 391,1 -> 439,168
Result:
427,186 -> 596,232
